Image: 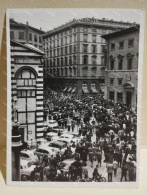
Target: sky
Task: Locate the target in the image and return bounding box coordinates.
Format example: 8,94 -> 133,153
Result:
7,9 -> 145,32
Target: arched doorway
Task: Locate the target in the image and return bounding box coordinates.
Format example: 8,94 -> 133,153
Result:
15,67 -> 37,140
124,82 -> 134,107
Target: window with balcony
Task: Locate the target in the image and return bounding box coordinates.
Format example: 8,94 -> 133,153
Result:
73,55 -> 77,64
83,44 -> 88,53
69,56 -> 72,65
92,45 -> 97,53
83,55 -> 88,64
92,55 -> 97,65
65,46 -> 68,55
69,45 -> 72,54
83,34 -> 88,42
117,92 -> 123,102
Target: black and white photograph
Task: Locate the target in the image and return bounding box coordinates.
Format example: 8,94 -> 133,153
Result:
6,9 -> 145,186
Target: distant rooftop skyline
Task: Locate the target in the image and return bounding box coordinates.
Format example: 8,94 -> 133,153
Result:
7,9 -> 144,32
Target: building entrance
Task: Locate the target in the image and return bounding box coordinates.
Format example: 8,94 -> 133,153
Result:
126,91 -> 132,106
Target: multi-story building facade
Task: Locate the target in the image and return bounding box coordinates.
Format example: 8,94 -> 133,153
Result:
10,18 -> 45,50
11,40 -> 44,141
102,25 -> 139,108
43,17 -> 133,94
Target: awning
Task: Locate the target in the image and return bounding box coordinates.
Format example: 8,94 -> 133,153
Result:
71,87 -> 77,93
82,86 -> 89,94
63,86 -> 68,92
67,86 -> 72,92
91,85 -> 98,93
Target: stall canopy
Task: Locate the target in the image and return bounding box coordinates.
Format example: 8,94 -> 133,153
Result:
71,86 -> 77,93
67,86 -> 73,92
63,86 -> 68,92
91,84 -> 98,93
82,85 -> 89,94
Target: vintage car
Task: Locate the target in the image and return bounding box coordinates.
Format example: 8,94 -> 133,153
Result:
20,159 -> 36,181
34,145 -> 56,158
46,128 -> 63,141
20,149 -> 39,164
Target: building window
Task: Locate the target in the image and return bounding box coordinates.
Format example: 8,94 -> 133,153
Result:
17,90 -> 36,97
34,34 -> 37,42
110,59 -> 114,70
83,44 -> 88,53
61,48 -> 63,55
83,34 -> 88,42
118,58 -> 123,70
70,35 -> 72,43
73,55 -> 77,64
39,36 -> 42,43
57,39 -> 59,46
53,49 -> 56,56
119,41 -> 124,49
110,78 -> 114,85
57,48 -> 59,56
16,69 -> 36,87
83,55 -> 88,64
74,45 -> 77,53
128,57 -> 133,70
92,35 -> 96,43
53,58 -> 56,66
111,43 -> 115,50
29,33 -> 32,41
61,58 -> 63,66
117,92 -> 123,102
74,34 -> 76,42
65,57 -> 68,66
118,78 -> 123,86
92,55 -> 97,65
69,45 -> 72,54
50,50 -> 52,57
65,37 -> 67,45
57,58 -> 60,66
69,56 -> 72,65
50,59 -> 52,67
19,32 -> 25,40
128,39 -> 134,48
61,38 -> 63,45
109,91 -> 114,101
92,45 -> 97,53
65,46 -> 68,55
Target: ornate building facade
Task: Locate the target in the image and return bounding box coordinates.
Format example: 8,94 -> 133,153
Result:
102,25 -> 139,108
43,17 -> 133,94
11,40 -> 44,140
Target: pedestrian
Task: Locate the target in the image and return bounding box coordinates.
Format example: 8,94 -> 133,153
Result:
113,160 -> 118,177
92,165 -> 99,179
120,161 -> 128,182
89,147 -> 94,167
107,161 -> 113,182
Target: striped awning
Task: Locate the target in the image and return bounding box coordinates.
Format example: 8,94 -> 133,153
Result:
71,87 -> 77,93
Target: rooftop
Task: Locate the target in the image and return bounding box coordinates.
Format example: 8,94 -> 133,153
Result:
10,18 -> 45,34
101,25 -> 139,39
43,17 -> 135,38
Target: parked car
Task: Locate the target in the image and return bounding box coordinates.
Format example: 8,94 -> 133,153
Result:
20,149 -> 39,164
34,145 -> 56,158
20,159 -> 36,181
46,128 -> 63,141
47,141 -> 67,155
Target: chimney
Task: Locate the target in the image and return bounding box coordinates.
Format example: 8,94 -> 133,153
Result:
26,21 -> 29,26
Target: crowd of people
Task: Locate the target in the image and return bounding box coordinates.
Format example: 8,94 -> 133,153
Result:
29,88 -> 137,182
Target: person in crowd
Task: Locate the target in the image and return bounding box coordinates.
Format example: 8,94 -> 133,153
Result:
107,161 -> 113,182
